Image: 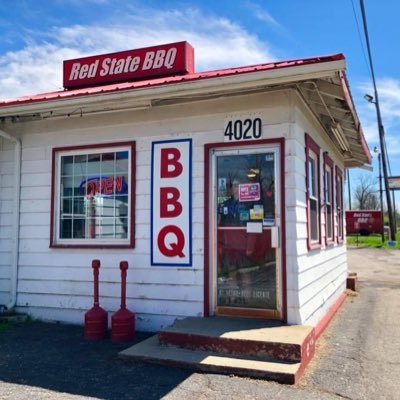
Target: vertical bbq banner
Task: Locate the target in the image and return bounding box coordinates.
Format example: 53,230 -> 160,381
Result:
151,139 -> 192,266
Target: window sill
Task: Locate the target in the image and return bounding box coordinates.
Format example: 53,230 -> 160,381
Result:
308,241 -> 321,251
50,242 -> 133,249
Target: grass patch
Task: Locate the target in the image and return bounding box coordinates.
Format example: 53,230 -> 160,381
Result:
347,232 -> 400,249
0,320 -> 13,332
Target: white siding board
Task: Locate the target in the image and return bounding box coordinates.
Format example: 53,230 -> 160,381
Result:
20,199 -> 51,213
0,161 -> 16,174
18,251 -> 204,270
0,187 -> 14,200
18,265 -> 203,285
0,200 -> 14,213
298,262 -> 346,307
0,239 -> 12,252
20,186 -> 51,200
17,293 -> 203,317
0,252 -> 12,266
19,212 -> 49,226
0,279 -> 10,293
0,226 -> 12,239
21,159 -> 50,174
21,147 -> 47,161
0,174 -> 14,188
20,226 -> 49,239
301,280 -> 346,325
21,173 -> 52,187
17,280 -> 203,302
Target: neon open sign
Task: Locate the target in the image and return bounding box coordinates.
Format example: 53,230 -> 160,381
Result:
80,176 -> 128,197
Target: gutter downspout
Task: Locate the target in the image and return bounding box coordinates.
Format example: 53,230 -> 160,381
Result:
0,128 -> 21,314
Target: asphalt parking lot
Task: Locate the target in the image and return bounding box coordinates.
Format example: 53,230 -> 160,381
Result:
0,247 -> 399,400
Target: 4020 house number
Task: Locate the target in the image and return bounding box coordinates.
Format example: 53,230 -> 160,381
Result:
224,118 -> 263,141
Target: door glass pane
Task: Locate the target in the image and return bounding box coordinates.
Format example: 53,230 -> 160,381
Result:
216,152 -> 277,310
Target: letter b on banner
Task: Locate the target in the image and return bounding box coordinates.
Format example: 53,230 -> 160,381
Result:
151,139 -> 192,266
160,148 -> 183,178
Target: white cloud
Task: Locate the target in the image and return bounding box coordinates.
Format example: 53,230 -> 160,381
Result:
245,2 -> 282,29
357,78 -> 400,160
0,7 -> 275,100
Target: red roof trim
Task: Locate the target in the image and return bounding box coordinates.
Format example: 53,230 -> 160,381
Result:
0,53 -> 345,107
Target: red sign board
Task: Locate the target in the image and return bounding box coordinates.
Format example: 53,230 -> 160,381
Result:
345,210 -> 383,234
63,41 -> 194,89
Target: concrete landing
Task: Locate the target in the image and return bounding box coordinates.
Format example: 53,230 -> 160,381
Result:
119,317 -> 316,384
120,335 -> 301,384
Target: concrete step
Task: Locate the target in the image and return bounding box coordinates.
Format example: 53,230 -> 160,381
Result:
119,335 -> 302,384
159,317 -> 314,362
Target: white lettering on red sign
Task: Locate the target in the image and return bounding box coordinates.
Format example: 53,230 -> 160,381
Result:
151,139 -> 192,266
68,49 -> 178,82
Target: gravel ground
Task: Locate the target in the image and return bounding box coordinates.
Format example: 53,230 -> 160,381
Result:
0,323 -> 189,400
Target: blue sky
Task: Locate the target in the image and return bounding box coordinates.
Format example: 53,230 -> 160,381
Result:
0,0 -> 399,207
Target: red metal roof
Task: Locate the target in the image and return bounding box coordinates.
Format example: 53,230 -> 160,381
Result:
0,53 -> 345,107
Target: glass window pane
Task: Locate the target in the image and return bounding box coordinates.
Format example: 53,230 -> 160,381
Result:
308,157 -> 316,197
87,153 -> 101,174
61,176 -> 74,196
326,170 -> 331,203
310,198 -> 319,241
72,218 -> 86,238
101,152 -> 115,174
61,156 -> 73,176
61,197 -> 73,215
217,152 -> 275,227
327,204 -> 332,238
116,151 -> 129,173
96,217 -> 114,238
73,197 -> 86,215
116,218 -> 128,237
73,155 -> 87,175
60,219 -> 72,239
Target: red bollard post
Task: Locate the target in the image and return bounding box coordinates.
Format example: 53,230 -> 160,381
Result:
111,261 -> 135,342
84,259 -> 108,340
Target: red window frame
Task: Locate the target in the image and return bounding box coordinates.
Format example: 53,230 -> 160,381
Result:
50,141 -> 135,249
323,152 -> 335,245
335,166 -> 344,243
305,133 -> 321,250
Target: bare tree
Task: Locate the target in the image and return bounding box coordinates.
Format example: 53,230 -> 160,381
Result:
353,175 -> 380,210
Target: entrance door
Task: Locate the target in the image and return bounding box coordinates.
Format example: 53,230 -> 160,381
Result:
211,145 -> 282,318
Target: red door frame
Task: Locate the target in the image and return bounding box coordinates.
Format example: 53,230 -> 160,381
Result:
203,138 -> 287,322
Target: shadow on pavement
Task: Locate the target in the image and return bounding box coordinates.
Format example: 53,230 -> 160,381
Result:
0,321 -> 192,400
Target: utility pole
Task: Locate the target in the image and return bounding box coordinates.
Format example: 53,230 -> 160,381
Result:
360,0 -> 396,241
374,147 -> 385,243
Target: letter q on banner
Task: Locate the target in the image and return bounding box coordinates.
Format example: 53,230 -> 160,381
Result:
151,139 -> 192,266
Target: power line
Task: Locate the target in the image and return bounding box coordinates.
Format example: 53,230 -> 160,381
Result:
350,0 -> 370,76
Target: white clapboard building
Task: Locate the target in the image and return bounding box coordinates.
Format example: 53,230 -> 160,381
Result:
0,42 -> 370,331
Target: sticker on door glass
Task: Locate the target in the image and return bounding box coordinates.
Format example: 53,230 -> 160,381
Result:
250,205 -> 264,220
238,183 -> 260,202
218,178 -> 227,193
263,218 -> 275,226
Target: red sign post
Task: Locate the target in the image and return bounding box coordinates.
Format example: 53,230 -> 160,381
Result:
63,41 -> 194,89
